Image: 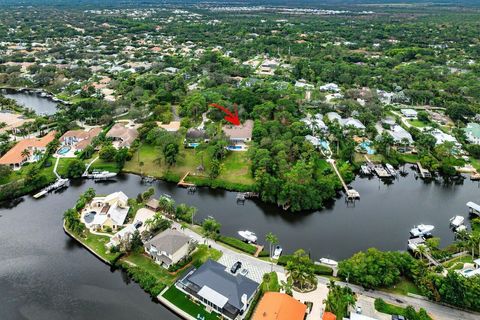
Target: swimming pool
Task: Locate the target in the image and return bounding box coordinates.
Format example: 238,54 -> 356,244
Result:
187,142 -> 200,148
359,141 -> 375,155
84,211 -> 96,224
320,140 -> 329,150
57,146 -> 71,155
227,145 -> 243,150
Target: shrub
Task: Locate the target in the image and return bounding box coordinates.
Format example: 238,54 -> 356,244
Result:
218,236 -> 257,255
120,264 -> 166,297
168,255 -> 193,272
278,255 -> 333,275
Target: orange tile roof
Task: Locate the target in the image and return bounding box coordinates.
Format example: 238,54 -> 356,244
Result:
0,131 -> 56,165
323,312 -> 336,320
252,292 -> 307,320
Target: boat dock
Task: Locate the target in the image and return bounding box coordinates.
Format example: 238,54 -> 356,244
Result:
33,178 -> 69,198
177,172 -> 196,188
373,165 -> 391,178
82,156 -> 99,177
467,201 -> 480,216
236,192 -> 259,204
416,162 -> 432,179
327,159 -> 360,202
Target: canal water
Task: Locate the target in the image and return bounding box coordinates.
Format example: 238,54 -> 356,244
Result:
0,170 -> 478,319
2,90 -> 58,115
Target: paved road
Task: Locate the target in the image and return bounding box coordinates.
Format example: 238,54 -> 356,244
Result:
316,277 -> 480,320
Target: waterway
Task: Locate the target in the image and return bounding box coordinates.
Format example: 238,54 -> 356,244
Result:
1,170 -> 479,319
2,90 -> 58,115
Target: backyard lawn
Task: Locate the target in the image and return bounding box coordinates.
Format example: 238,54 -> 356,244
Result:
163,286 -> 221,320
123,144 -> 254,187
78,231 -> 123,264
381,277 -> 423,296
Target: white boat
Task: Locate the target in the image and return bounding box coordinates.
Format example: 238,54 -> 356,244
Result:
386,163 -> 396,176
93,171 -> 117,180
272,245 -> 283,259
410,224 -> 435,237
455,225 -> 467,233
319,258 -> 338,267
238,230 -> 257,243
449,215 -> 465,228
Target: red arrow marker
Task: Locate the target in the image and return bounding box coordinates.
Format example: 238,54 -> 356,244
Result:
209,103 -> 240,126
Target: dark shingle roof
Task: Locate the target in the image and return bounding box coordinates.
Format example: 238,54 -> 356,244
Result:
186,259 -> 259,310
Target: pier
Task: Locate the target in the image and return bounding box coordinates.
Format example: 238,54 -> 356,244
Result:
416,162 -> 432,179
177,172 -> 196,188
82,156 -> 99,177
327,159 -> 360,202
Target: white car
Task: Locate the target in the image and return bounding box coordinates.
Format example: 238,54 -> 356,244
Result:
356,306 -> 362,314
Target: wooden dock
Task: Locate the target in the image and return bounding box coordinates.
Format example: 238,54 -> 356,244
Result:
254,244 -> 265,257
416,162 -> 432,179
328,159 -> 360,201
177,172 -> 196,187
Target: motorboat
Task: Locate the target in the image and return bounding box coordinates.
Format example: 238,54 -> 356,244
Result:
385,163 -> 397,176
92,171 -> 117,180
449,216 -> 465,228
319,258 -> 338,267
272,245 -> 283,259
410,224 -> 435,237
360,165 -> 371,175
238,230 -> 257,243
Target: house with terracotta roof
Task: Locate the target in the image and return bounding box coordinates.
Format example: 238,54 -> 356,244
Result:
252,292 -> 307,320
0,131 -> 56,170
106,122 -> 139,148
322,311 -> 336,320
59,127 -> 102,155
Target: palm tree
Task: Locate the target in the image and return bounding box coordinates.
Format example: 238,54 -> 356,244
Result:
266,232 -> 279,272
414,244 -> 428,260
21,148 -> 30,161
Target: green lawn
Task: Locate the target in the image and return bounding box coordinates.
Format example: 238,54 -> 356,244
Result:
123,144 -> 254,187
122,252 -> 177,285
443,255 -> 473,269
163,286 -> 220,320
190,244 -> 222,267
398,153 -> 420,164
80,231 -> 123,264
381,277 -> 423,296
408,120 -> 429,128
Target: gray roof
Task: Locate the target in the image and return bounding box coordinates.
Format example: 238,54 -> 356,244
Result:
145,229 -> 190,255
186,259 -> 259,310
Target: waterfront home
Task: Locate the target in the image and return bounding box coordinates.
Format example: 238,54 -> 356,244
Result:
144,229 -> 193,268
428,129 -> 458,146
222,119 -> 254,149
185,128 -> 209,147
83,191 -> 130,231
0,131 -> 56,170
458,258 -> 480,278
388,124 -> 413,145
106,122 -> 139,148
464,123 -> 480,145
252,292 -> 307,320
400,109 -> 418,119
107,224 -> 136,248
59,127 -> 102,154
177,259 -> 260,319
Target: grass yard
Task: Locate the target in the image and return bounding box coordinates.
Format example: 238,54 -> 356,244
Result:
443,255 -> 473,269
80,231 -> 123,264
408,119 -> 429,128
122,253 -> 177,285
190,244 -> 222,267
163,286 -> 221,320
123,143 -> 254,187
381,277 -> 423,296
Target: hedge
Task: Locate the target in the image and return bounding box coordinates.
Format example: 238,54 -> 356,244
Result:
119,263 -> 166,297
219,236 -> 257,255
277,255 -> 333,275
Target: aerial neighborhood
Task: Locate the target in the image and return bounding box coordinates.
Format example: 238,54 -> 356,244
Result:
1,2 -> 480,320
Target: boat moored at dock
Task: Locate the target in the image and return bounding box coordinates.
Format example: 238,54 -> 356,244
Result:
238,230 -> 257,243
450,215 -> 465,228
410,224 -> 435,237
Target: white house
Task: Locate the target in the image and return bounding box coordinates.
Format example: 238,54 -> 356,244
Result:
83,191 -> 130,231
319,83 -> 340,92
144,229 -> 192,268
429,129 -> 458,146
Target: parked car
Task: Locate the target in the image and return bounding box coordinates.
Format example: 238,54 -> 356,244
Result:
134,221 -> 143,229
392,315 -> 405,320
355,306 -> 362,314
230,261 -> 242,274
